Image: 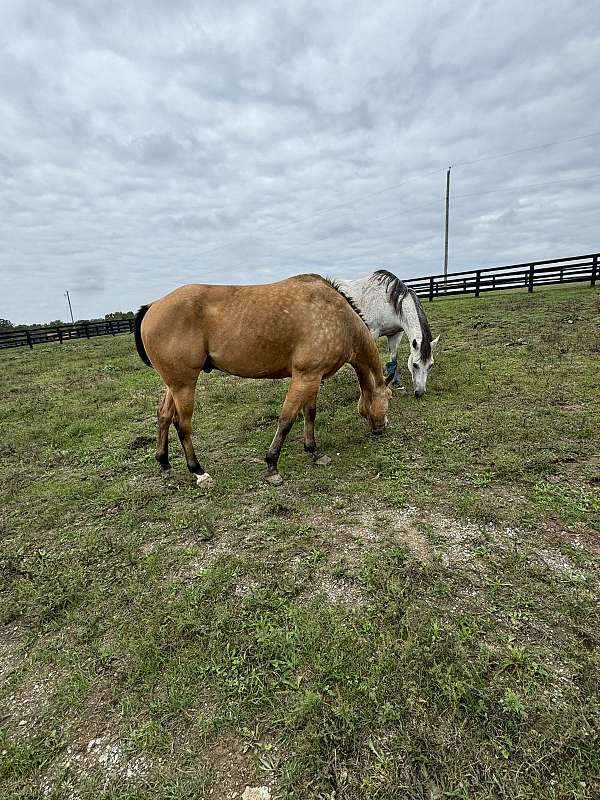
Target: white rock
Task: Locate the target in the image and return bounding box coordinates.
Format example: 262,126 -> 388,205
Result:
242,788 -> 271,800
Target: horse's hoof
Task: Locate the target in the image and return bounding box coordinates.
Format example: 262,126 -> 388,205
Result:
265,472 -> 284,486
314,453 -> 332,466
196,472 -> 214,489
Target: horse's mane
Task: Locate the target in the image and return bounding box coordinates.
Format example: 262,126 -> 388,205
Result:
324,277 -> 369,327
371,269 -> 433,362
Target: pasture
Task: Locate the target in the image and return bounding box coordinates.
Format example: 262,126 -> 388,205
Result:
1,285 -> 599,800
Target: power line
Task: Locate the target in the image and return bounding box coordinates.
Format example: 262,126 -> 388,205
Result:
187,129 -> 600,263
219,169 -> 600,273
451,171 -> 600,201
295,169 -> 600,234
453,130 -> 600,168
181,166 -> 449,262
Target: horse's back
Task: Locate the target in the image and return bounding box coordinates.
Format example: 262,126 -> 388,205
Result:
140,275 -> 361,380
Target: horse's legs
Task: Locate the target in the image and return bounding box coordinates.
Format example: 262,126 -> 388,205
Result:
302,387 -> 332,465
386,331 -> 406,391
170,381 -> 212,486
265,374 -> 320,485
302,398 -> 317,453
156,388 -> 175,471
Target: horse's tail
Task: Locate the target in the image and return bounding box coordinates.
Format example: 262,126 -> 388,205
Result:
134,304 -> 153,367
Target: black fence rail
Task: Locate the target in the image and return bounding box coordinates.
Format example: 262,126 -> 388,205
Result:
0,318 -> 134,350
408,252 -> 598,301
1,252 -> 597,350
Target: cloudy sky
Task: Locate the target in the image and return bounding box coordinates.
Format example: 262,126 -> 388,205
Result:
1,0 -> 599,323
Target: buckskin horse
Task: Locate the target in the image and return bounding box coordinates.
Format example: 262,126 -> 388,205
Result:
134,274 -> 392,487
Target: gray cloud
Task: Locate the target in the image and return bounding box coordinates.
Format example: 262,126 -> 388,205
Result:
1,0 -> 599,323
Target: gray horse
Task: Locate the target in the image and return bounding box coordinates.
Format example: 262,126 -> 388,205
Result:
336,270 -> 440,396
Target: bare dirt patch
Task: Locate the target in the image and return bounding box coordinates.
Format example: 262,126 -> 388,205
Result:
40,735 -> 152,799
0,623 -> 26,684
301,574 -> 367,608
129,435 -> 155,450
202,730 -> 279,800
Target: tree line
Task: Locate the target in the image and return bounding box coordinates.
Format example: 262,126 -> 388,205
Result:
0,311 -> 135,331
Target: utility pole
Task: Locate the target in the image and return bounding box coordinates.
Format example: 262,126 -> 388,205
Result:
65,290 -> 74,324
444,166 -> 451,287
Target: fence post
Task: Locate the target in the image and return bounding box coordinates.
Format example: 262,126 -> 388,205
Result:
428,276 -> 434,302
26,330 -> 33,349
559,266 -> 564,283
57,326 -> 63,344
108,321 -> 115,336
528,263 -> 534,293
475,271 -> 481,297
84,323 -> 90,338
592,255 -> 598,287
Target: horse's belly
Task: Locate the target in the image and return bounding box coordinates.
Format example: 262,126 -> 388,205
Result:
217,360 -> 292,379
207,340 -> 293,379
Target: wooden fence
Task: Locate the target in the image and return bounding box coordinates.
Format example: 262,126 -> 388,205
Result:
0,318 -> 134,350
408,252 -> 597,301
0,251 -> 597,350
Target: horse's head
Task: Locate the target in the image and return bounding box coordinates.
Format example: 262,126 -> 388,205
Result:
408,334 -> 440,397
358,382 -> 391,434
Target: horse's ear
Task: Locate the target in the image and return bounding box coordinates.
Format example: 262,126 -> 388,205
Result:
431,335 -> 440,349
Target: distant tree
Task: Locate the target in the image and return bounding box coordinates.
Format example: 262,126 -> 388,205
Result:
0,318 -> 14,331
105,311 -> 134,320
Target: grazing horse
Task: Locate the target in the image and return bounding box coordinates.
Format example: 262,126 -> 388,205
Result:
336,270 -> 440,396
134,274 -> 391,487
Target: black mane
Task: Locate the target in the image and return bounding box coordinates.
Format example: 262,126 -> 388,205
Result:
372,269 -> 432,362
372,269 -> 410,315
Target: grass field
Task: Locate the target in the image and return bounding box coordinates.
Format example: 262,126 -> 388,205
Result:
1,285 -> 599,800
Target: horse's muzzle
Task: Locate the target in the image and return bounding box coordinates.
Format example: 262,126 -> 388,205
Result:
414,389 -> 424,398
371,426 -> 385,436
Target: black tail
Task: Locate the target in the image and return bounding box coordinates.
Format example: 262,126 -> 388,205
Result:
134,304 -> 153,367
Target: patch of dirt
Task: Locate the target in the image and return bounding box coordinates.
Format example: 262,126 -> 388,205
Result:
393,518 -> 431,562
302,574 -> 367,608
266,502 -> 294,518
1,665 -> 58,738
40,735 -> 152,799
535,548 -> 579,574
242,788 -> 272,800
0,623 -> 26,684
129,435 -> 155,450
233,576 -> 260,599
172,535 -> 236,579
203,730 -> 279,800
126,475 -> 173,495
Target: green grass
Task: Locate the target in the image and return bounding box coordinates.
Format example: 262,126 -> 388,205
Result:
1,285 -> 599,799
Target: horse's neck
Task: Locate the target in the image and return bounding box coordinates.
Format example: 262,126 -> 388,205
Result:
399,294 -> 421,342
336,278 -> 364,303
352,324 -> 383,393
338,277 -> 390,331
